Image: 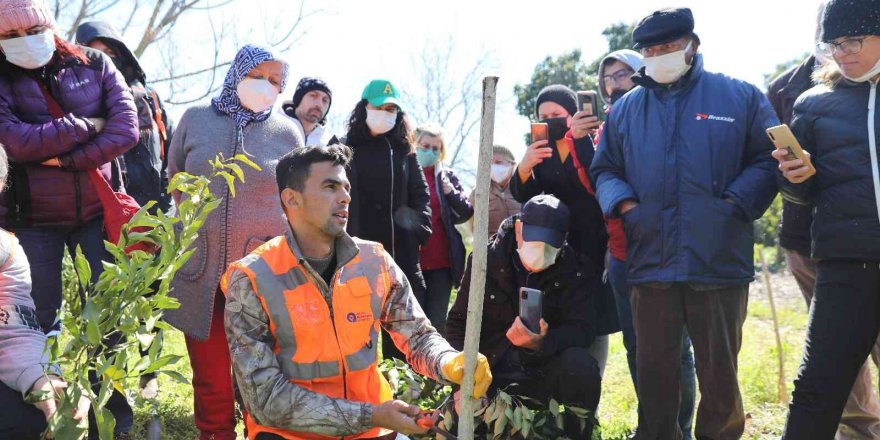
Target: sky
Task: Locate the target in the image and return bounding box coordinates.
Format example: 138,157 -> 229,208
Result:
85,0 -> 825,181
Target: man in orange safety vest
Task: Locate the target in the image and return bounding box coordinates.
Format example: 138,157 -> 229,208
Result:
222,144 -> 492,440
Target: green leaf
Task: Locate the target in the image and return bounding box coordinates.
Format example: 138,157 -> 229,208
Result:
73,246 -> 92,291
225,162 -> 246,182
233,153 -> 262,171
159,369 -> 189,384
94,406 -> 116,440
144,354 -> 182,374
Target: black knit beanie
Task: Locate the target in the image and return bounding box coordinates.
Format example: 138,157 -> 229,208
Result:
821,0 -> 880,42
535,85 -> 578,118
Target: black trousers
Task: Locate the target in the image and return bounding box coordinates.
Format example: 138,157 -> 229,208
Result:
0,381 -> 48,439
783,260 -> 880,439
492,347 -> 601,439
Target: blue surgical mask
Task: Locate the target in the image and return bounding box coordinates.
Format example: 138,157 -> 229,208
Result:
416,148 -> 440,168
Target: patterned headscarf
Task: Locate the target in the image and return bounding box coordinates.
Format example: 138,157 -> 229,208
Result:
212,44 -> 289,128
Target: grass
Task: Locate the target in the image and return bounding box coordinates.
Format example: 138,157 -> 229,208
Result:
119,273 -> 814,439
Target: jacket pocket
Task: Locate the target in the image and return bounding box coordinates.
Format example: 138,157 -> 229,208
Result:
174,222 -> 208,281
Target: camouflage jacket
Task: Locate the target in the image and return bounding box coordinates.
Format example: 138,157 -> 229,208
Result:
224,229 -> 458,436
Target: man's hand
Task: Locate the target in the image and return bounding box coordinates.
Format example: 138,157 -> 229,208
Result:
617,199 -> 639,216
87,117 -> 106,133
570,111 -> 601,139
441,352 -> 493,398
772,148 -> 814,184
370,400 -> 427,435
30,376 -> 90,422
506,317 -> 548,351
517,140 -> 552,182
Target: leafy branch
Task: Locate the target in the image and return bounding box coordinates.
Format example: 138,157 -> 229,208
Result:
37,154 -> 257,439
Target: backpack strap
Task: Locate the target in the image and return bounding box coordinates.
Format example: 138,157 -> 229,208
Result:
148,89 -> 168,160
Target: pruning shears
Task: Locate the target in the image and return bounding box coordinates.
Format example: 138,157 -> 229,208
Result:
415,409 -> 459,440
414,393 -> 459,440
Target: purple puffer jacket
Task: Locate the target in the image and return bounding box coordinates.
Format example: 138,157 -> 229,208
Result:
0,46 -> 138,228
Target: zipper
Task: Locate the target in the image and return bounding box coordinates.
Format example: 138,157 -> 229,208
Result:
302,246 -> 359,440
387,139 -> 396,259
868,81 -> 879,224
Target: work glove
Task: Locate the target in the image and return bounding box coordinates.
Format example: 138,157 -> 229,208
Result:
441,352 -> 492,398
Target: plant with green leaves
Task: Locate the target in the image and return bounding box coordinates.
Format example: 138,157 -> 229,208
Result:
28,154 -> 259,440
379,359 -> 594,439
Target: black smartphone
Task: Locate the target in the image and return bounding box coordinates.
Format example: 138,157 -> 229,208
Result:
577,90 -> 598,117
519,287 -> 543,333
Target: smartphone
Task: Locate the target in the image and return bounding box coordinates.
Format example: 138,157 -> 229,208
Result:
766,124 -> 816,177
519,287 -> 543,333
530,122 -> 548,143
577,90 -> 599,117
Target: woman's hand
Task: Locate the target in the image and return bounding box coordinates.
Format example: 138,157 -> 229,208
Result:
571,111 -> 601,139
87,118 -> 106,133
30,375 -> 90,422
772,148 -> 814,184
517,140 -> 552,182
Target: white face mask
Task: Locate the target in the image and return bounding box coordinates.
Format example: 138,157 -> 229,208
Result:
517,241 -> 560,273
0,30 -> 56,70
236,78 -> 279,113
366,109 -> 397,135
839,56 -> 880,83
643,42 -> 693,84
490,164 -> 512,184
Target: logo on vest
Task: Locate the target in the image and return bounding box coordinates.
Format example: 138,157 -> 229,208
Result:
346,312 -> 372,323
69,78 -> 92,90
695,113 -> 736,123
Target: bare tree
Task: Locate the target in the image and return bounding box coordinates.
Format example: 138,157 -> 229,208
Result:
53,0 -> 319,104
404,37 -> 497,179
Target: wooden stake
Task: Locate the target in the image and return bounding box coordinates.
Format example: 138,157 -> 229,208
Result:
457,76 -> 498,440
759,249 -> 788,404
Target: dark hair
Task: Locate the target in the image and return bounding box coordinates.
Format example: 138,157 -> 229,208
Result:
276,144 -> 353,194
344,99 -> 414,153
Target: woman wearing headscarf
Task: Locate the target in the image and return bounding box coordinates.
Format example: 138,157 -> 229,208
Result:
165,44 -> 302,440
0,1 -> 138,438
777,0 -> 880,438
343,79 -> 432,360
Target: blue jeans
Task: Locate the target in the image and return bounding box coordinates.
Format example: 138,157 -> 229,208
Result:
608,254 -> 696,439
14,218 -> 134,437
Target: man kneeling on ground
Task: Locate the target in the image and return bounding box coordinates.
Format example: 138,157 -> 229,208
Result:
222,144 -> 492,440
446,194 -> 602,439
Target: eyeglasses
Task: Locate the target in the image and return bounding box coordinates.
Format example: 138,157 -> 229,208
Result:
817,36 -> 874,56
603,68 -> 634,85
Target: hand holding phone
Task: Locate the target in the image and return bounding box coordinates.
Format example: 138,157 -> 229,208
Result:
767,124 -> 816,183
576,91 -> 599,117
519,287 -> 543,333
519,123 -> 552,180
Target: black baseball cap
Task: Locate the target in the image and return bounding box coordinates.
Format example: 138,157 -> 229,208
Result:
632,7 -> 700,50
520,195 -> 570,248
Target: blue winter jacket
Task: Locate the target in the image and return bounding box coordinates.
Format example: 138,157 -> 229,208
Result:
590,55 -> 779,285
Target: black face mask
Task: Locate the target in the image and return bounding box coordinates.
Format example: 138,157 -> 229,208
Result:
541,117 -> 569,141
109,56 -> 138,85
609,89 -> 628,105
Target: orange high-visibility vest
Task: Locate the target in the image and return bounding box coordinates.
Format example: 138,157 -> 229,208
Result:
222,234 -> 395,440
